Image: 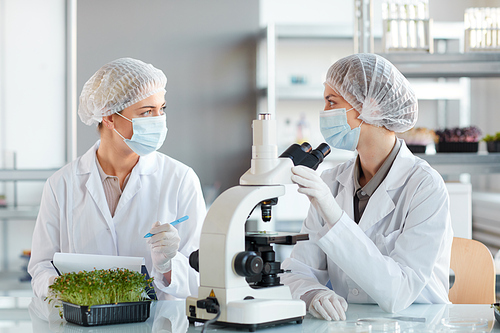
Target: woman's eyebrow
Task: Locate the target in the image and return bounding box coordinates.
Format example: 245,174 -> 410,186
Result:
324,94 -> 335,99
137,103 -> 165,109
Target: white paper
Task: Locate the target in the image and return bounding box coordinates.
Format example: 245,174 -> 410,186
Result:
53,252 -> 144,275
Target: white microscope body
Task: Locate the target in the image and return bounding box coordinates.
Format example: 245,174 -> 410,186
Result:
186,114 -> 330,331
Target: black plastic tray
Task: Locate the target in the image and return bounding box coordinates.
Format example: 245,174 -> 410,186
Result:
62,301 -> 151,327
436,142 -> 479,153
406,144 -> 426,154
487,141 -> 500,153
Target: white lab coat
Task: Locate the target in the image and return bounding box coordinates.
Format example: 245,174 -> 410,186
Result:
28,141 -> 206,300
282,140 -> 453,313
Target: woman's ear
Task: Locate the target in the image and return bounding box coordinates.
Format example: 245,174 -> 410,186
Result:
102,115 -> 114,130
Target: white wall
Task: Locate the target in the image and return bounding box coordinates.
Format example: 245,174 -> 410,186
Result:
76,0 -> 259,194
0,0 -> 66,271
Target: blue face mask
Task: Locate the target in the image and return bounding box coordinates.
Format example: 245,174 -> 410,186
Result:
114,113 -> 168,156
320,108 -> 362,151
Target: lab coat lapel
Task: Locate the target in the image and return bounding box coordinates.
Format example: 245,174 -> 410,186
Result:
357,140 -> 416,232
114,152 -> 157,214
77,141 -> 118,247
335,161 -> 356,220
358,184 -> 395,232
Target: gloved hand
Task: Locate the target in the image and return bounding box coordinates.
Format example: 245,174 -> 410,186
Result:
309,289 -> 348,321
48,275 -> 57,285
147,221 -> 181,273
291,165 -> 343,227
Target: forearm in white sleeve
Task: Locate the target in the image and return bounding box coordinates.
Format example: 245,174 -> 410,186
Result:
152,252 -> 199,299
281,207 -> 332,300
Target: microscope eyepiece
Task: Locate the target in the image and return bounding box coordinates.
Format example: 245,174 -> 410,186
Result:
300,142 -> 312,153
279,142 -> 331,170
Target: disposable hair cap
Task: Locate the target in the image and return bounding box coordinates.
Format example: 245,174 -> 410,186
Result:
78,58 -> 167,126
325,53 -> 417,133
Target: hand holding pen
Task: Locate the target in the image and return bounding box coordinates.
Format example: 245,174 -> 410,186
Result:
144,215 -> 189,238
145,216 -> 187,273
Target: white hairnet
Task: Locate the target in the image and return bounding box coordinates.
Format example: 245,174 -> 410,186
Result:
325,53 -> 417,133
78,58 -> 167,126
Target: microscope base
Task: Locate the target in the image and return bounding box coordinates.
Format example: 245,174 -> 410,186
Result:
187,298 -> 305,332
188,315 -> 303,332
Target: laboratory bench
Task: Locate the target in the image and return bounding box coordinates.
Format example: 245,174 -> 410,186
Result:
1,296 -> 500,333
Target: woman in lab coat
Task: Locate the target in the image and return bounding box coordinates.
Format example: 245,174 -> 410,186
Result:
282,53 -> 453,320
28,58 -> 206,300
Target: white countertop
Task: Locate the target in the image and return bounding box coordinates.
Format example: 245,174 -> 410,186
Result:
0,296 -> 499,332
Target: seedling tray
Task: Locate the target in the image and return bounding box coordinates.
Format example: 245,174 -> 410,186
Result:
62,301 -> 151,326
436,142 -> 478,153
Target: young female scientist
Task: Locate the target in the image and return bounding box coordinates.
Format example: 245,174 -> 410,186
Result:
282,53 -> 453,320
28,58 -> 206,299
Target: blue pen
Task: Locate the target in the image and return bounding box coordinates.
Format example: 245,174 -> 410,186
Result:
144,215 -> 189,238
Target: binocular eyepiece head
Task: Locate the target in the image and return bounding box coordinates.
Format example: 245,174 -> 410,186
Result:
280,142 -> 331,170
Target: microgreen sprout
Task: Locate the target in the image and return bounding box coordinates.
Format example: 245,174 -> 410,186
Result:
47,268 -> 154,307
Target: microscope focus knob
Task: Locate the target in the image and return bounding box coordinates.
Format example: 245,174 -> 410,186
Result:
234,251 -> 263,277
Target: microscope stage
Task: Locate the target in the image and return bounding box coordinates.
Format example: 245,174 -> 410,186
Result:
245,231 -> 309,245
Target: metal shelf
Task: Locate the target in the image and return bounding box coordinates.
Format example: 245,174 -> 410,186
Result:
0,207 -> 39,220
260,81 -> 468,101
416,152 -> 500,174
0,169 -> 57,181
259,24 -> 355,40
381,53 -> 500,78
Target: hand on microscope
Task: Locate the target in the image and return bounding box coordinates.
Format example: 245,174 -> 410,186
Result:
147,221 -> 181,273
291,165 -> 343,228
307,289 -> 348,321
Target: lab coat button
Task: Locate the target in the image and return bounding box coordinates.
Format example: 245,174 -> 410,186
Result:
352,288 -> 359,296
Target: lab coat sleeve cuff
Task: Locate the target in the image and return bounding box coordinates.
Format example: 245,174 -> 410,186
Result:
30,262 -> 59,299
152,251 -> 199,299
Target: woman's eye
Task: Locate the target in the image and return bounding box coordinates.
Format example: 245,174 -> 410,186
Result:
160,106 -> 166,114
142,110 -> 152,116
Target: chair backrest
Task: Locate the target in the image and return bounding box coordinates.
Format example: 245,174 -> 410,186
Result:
449,237 -> 496,304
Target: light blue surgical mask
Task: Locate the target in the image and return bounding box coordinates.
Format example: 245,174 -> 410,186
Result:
114,112 -> 167,156
320,108 -> 363,151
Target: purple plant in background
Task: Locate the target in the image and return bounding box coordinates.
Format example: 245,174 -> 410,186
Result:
435,126 -> 482,143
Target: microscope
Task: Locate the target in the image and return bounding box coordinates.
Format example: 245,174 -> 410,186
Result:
186,114 -> 330,331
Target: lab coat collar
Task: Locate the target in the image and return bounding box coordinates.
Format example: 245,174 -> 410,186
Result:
77,140 -> 160,212
384,139 -> 416,191
336,158 -> 356,192
76,141 -> 117,248
77,141 -> 101,175
340,139 -> 416,232
334,159 -> 356,219
358,139 -> 416,231
76,140 -> 159,176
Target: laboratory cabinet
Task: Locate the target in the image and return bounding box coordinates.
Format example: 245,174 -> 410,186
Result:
256,23 -> 500,246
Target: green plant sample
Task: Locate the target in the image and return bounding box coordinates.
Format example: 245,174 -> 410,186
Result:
47,268 -> 154,307
483,132 -> 500,142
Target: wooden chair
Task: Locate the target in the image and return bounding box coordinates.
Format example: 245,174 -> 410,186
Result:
449,237 -> 496,304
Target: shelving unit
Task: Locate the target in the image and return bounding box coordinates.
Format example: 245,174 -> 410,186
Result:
381,53 -> 500,78
0,169 -> 57,273
256,22 -> 500,245
416,153 -> 500,175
